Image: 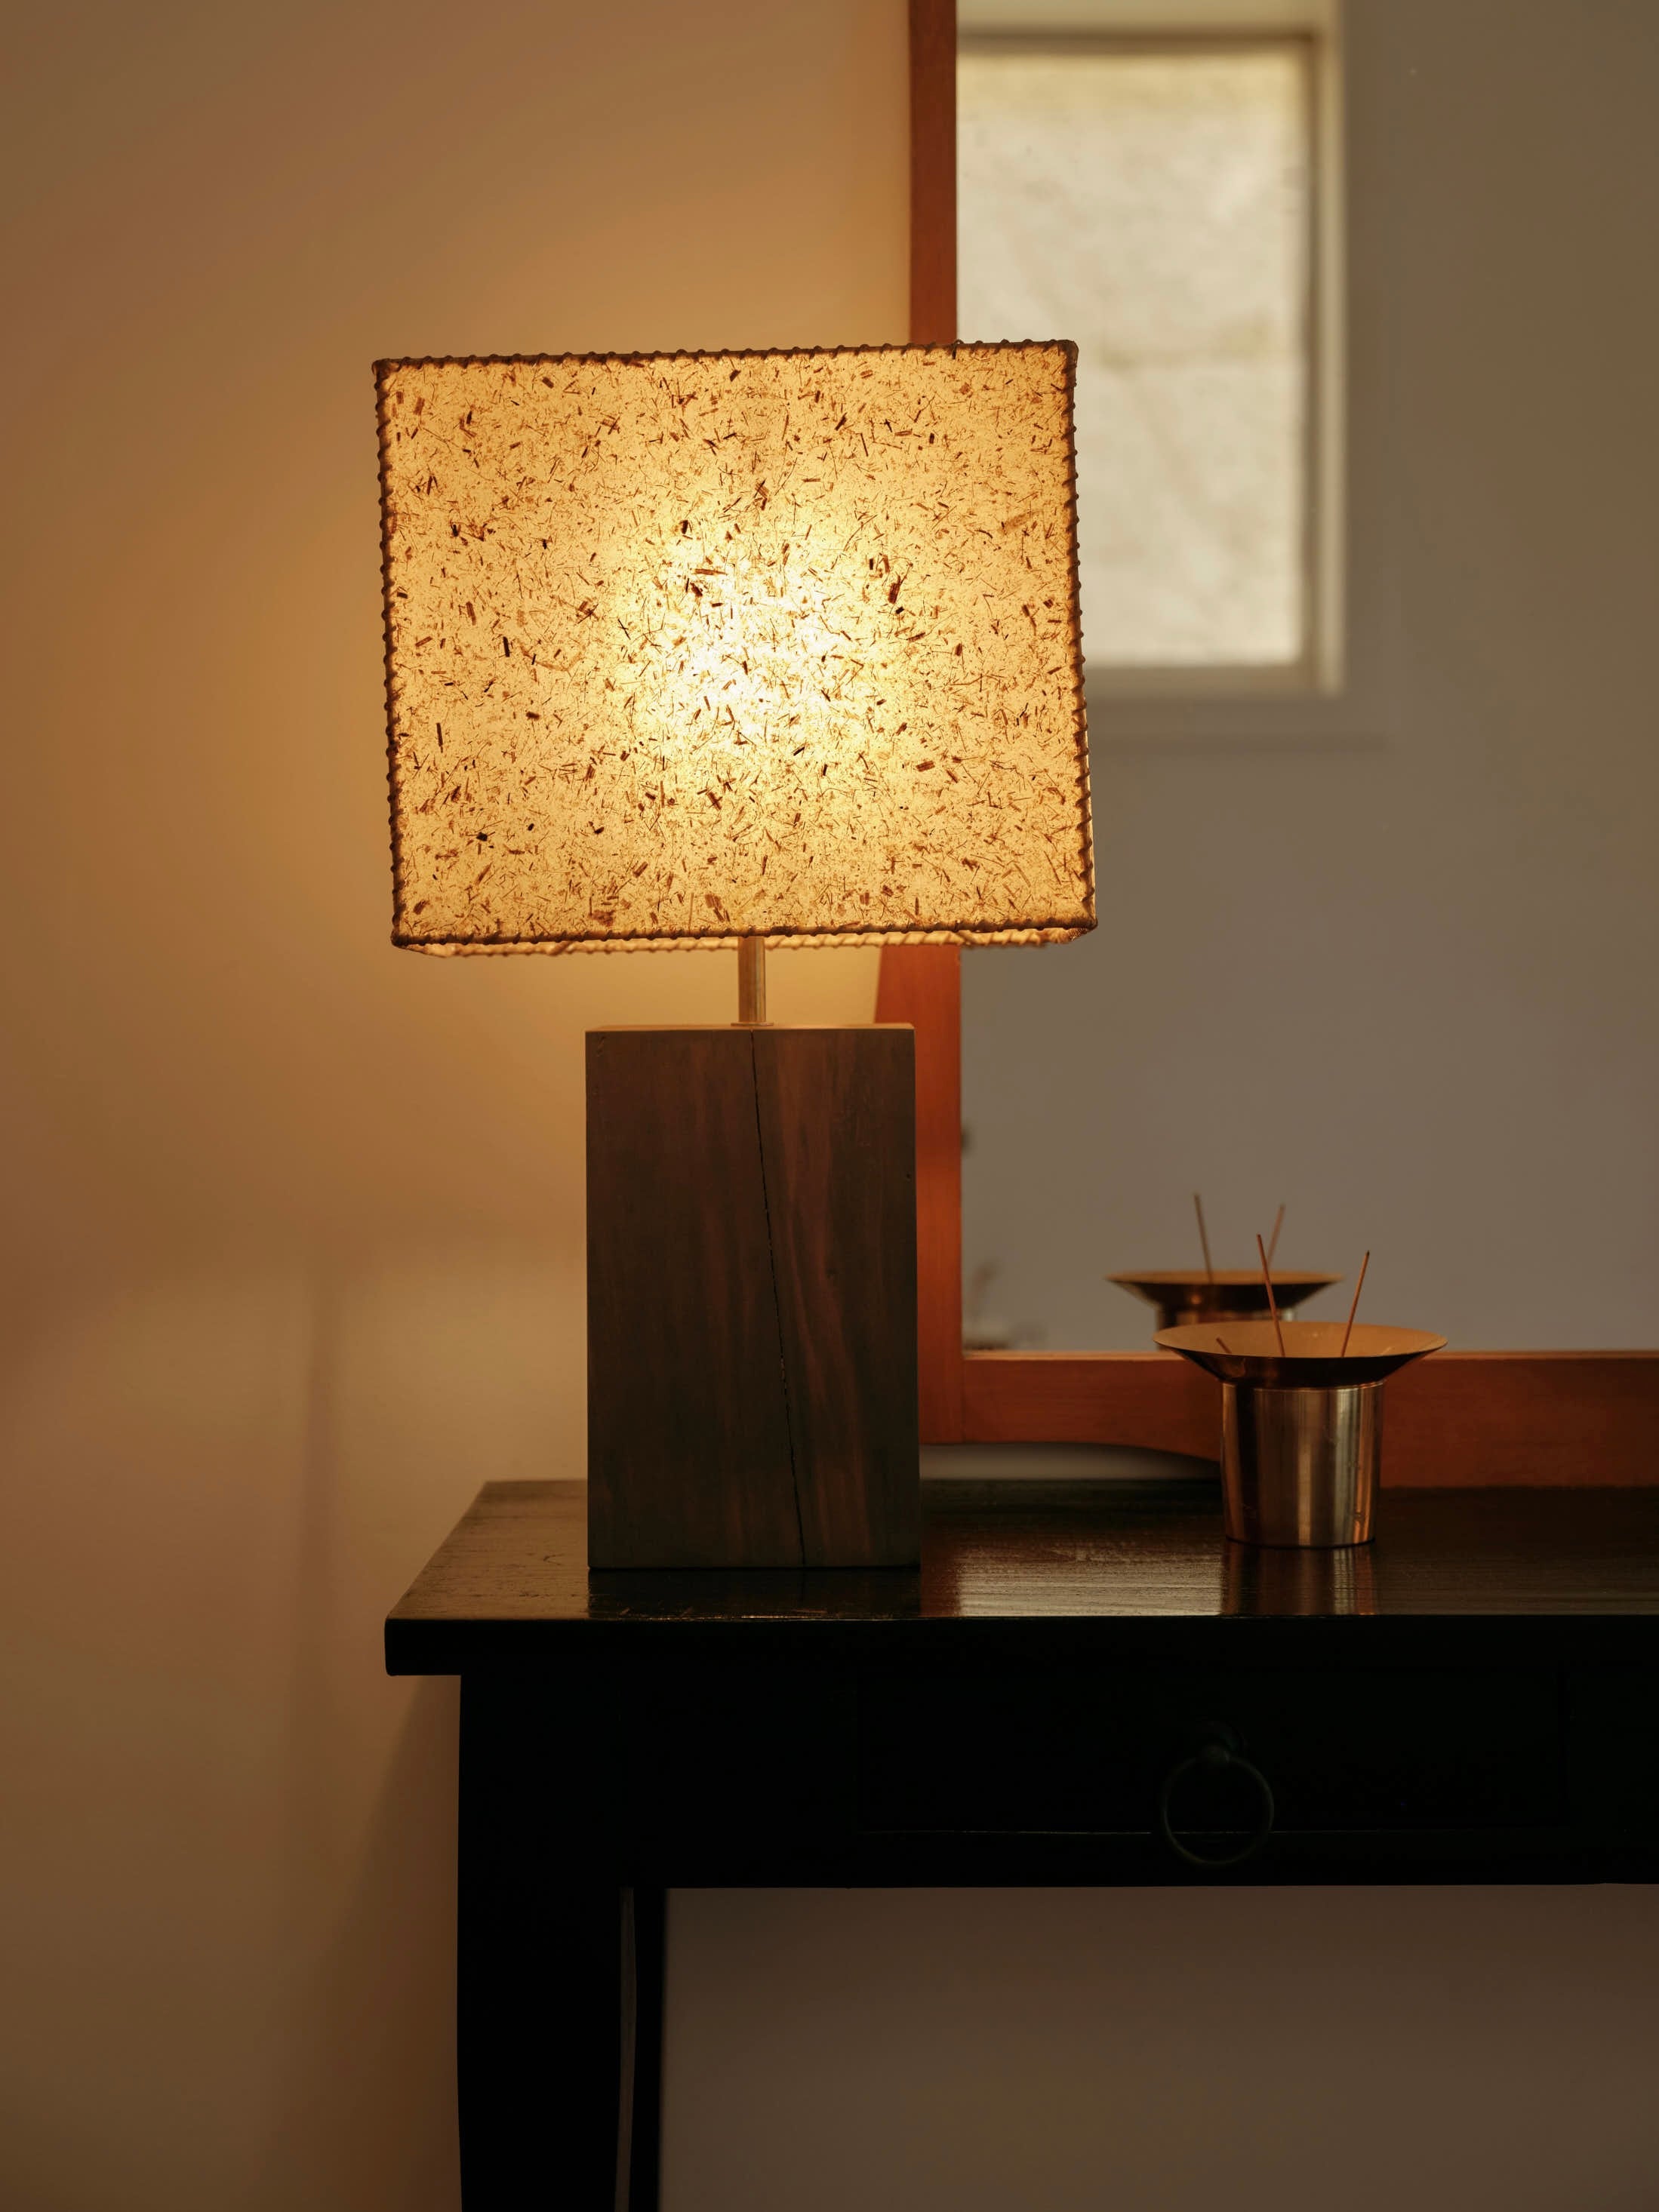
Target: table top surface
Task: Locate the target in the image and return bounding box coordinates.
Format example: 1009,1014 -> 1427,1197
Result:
386,1478 -> 1659,1669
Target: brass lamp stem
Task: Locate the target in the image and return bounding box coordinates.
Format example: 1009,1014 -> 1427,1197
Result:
737,937 -> 768,1026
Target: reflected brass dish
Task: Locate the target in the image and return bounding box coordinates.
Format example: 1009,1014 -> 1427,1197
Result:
1112,1268 -> 1342,1334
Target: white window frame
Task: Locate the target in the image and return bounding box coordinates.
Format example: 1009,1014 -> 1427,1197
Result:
959,2 -> 1347,705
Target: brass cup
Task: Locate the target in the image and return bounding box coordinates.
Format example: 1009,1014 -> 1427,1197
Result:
1220,1379 -> 1381,1546
1154,1321 -> 1448,1552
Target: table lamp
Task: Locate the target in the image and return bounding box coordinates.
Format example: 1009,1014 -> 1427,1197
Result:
377,344 -> 1094,1567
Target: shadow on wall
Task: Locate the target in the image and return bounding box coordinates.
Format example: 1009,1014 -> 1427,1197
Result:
271,1677 -> 463,2210
0,1257 -> 589,2211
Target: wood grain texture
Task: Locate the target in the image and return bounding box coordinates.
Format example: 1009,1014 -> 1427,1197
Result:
876,946 -> 964,1440
1386,1350 -> 1659,1485
586,1026 -> 919,1568
388,1478 -> 1659,1669
909,0 -> 957,345
752,1026 -> 920,1562
962,1351 -> 1215,1455
587,1029 -> 798,1567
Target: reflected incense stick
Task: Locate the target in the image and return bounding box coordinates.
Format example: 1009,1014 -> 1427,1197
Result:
1193,1192 -> 1215,1284
1266,1202 -> 1285,1269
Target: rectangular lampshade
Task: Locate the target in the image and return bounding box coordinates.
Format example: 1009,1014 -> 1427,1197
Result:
376,344 -> 1094,952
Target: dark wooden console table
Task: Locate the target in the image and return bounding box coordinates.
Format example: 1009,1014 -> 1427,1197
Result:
387,1476 -> 1659,2210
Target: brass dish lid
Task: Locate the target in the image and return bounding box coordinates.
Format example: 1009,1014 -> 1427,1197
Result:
1112,1268 -> 1342,1313
1156,1318 -> 1447,1388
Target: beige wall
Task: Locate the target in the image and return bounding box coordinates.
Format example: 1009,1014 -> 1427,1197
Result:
4,5 -> 1657,2212
666,1885 -> 1659,2210
0,5 -> 900,2206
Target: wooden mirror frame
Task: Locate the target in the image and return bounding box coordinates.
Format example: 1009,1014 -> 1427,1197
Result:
885,0 -> 1658,1484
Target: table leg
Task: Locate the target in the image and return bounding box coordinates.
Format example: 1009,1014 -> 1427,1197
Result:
620,1885 -> 666,2212
456,1681 -> 665,2209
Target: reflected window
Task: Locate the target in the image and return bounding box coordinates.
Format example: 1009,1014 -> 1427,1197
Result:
959,36 -> 1329,682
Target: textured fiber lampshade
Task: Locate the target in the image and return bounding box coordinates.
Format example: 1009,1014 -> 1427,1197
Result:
377,344 -> 1093,952
375,344 -> 1094,1571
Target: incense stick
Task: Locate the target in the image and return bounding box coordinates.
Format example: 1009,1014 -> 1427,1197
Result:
1266,1202 -> 1285,1269
1340,1251 -> 1371,1356
1193,1192 -> 1215,1284
1256,1233 -> 1286,1354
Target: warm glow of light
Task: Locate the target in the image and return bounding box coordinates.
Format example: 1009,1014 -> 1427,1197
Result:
377,346 -> 1093,952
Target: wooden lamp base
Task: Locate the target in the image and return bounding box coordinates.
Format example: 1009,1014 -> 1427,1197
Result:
586,1024 -> 919,1569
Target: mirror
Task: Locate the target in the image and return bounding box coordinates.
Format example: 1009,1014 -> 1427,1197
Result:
956,0 -> 1659,1352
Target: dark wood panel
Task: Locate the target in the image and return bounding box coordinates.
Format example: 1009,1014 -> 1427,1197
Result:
860,1663 -> 1564,1834
586,1029 -> 800,1567
450,1628 -> 1659,1894
587,1026 -> 919,1568
753,1025 -> 919,1565
875,947 -> 964,1439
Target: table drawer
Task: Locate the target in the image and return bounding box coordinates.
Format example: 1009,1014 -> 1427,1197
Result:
859,1665 -> 1564,1837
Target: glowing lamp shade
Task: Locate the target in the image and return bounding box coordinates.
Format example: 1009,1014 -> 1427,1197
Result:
376,344 -> 1094,953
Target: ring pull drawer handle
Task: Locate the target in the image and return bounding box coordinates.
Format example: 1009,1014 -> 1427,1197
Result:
1156,1725 -> 1276,1869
